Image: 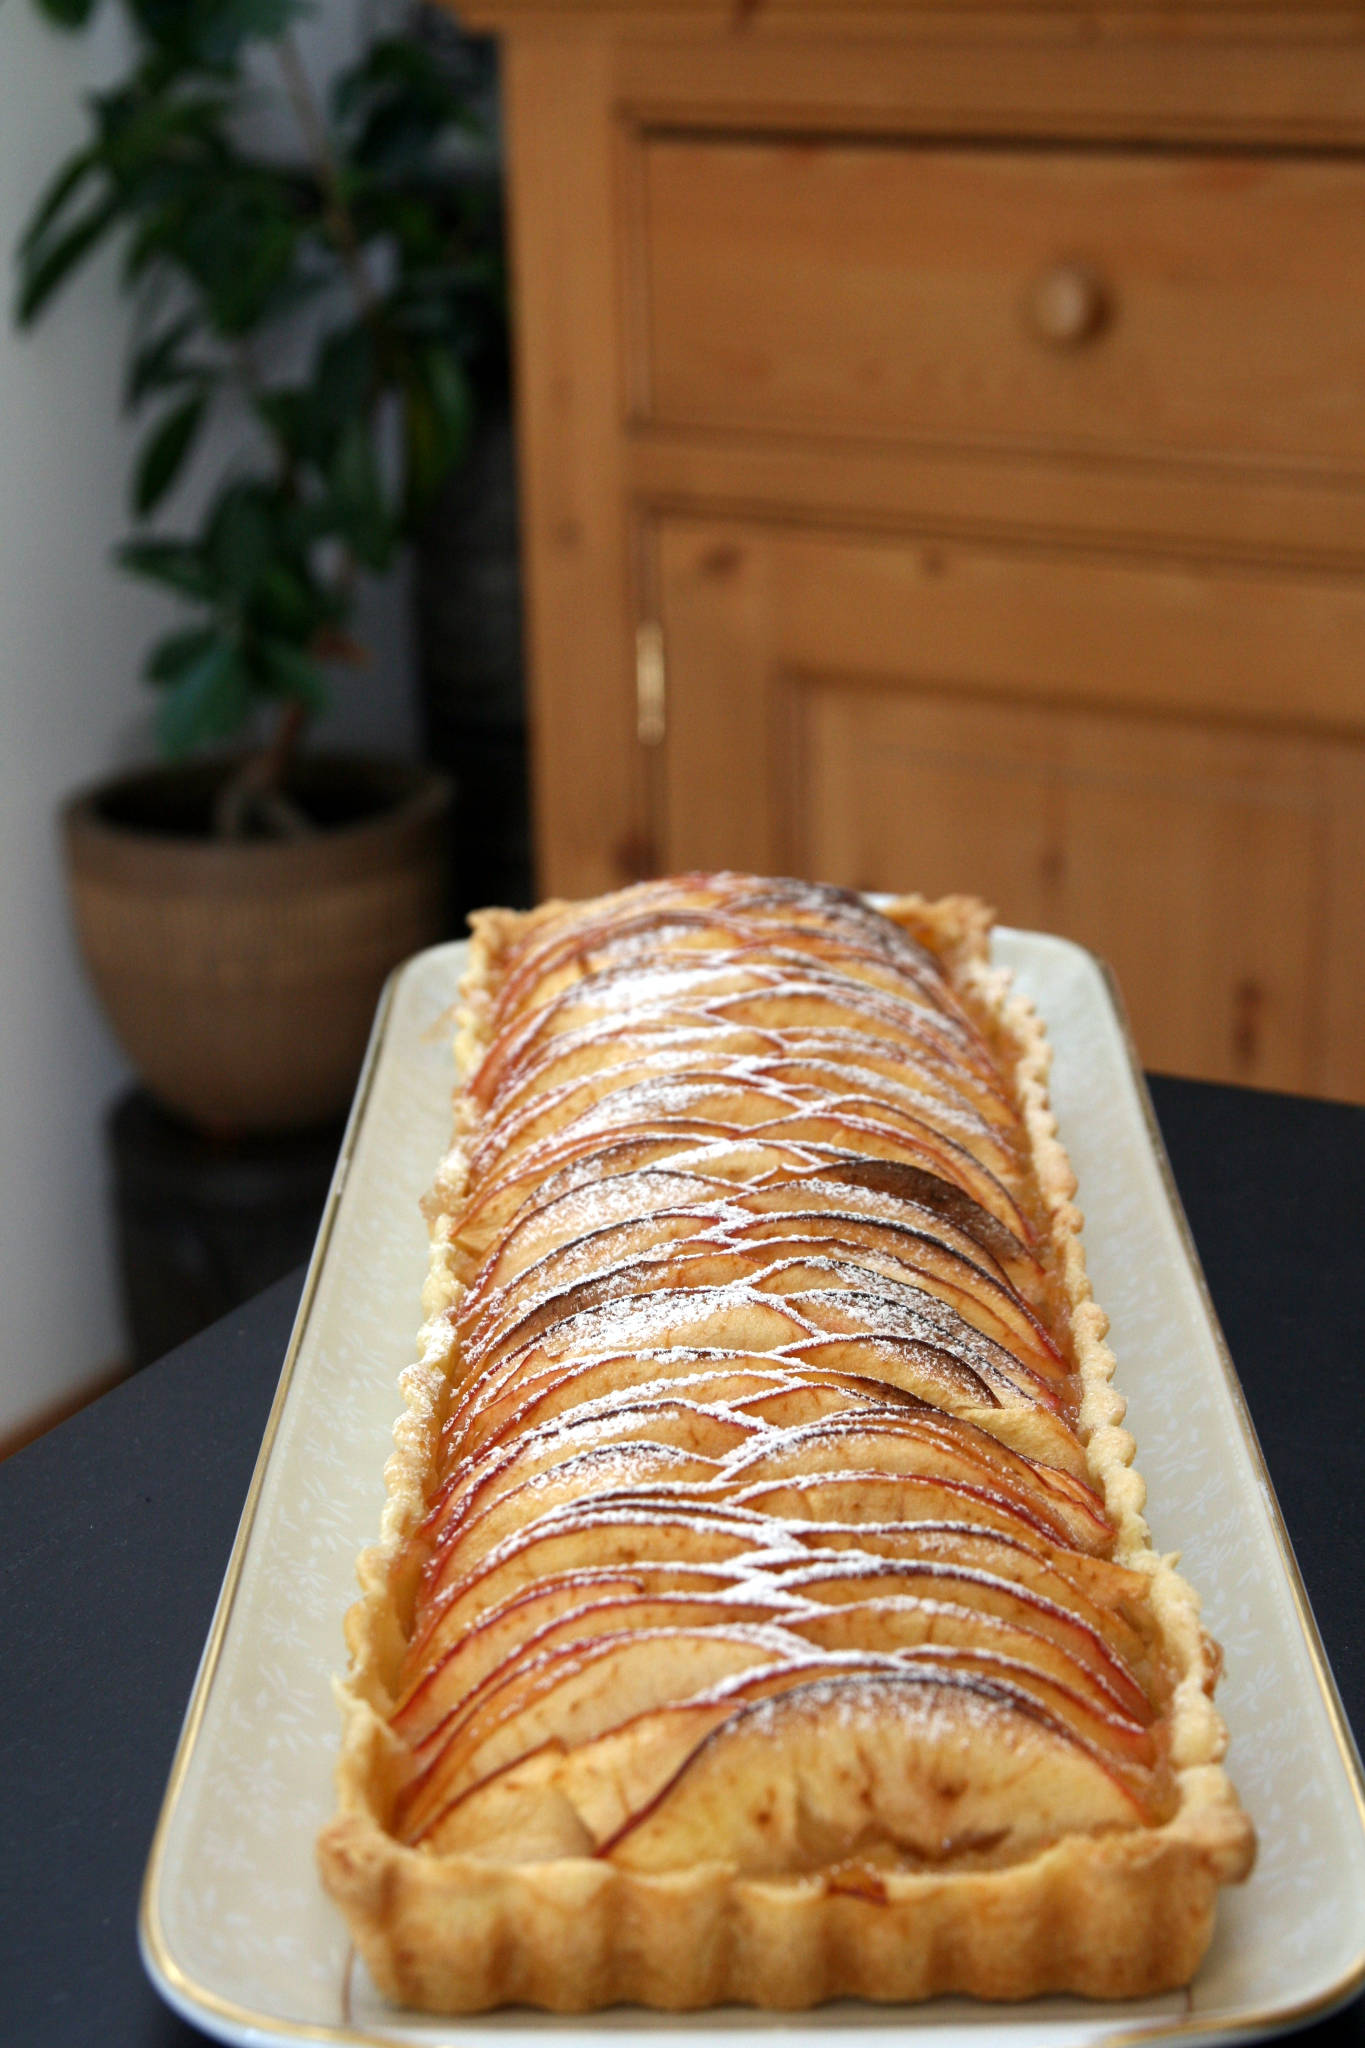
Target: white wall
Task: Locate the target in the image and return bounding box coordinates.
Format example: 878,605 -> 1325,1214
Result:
0,4 -> 415,1442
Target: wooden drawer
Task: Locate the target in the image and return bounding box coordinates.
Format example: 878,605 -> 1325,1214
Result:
641,137 -> 1365,473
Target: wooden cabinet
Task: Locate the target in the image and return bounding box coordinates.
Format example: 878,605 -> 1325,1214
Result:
658,519 -> 1365,1097
454,0 -> 1365,1100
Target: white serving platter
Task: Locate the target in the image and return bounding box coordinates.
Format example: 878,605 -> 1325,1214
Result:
140,929 -> 1365,2048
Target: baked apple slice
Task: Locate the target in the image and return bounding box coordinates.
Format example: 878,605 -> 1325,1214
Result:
404,1498 -> 803,1671
396,1621 -> 821,1840
768,1556 -> 1147,1715
599,1672 -> 1159,1874
418,1437 -> 730,1596
394,1562 -> 783,1728
720,1414 -> 1112,1552
787,1594 -> 1146,1723
728,1468 -> 1082,1551
401,1587 -> 803,1756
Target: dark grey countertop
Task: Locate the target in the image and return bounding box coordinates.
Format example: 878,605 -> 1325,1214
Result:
1,1072 -> 1361,2046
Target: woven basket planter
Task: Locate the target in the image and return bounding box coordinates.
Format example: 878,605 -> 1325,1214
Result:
63,754 -> 452,1134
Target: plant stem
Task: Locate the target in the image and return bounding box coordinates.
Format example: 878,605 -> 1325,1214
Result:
263,696 -> 309,788
212,699 -> 313,840
275,31 -> 380,324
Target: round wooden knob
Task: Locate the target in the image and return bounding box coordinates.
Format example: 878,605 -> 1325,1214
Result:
1025,261 -> 1109,348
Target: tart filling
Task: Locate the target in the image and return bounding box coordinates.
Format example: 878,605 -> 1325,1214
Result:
318,875 -> 1254,2012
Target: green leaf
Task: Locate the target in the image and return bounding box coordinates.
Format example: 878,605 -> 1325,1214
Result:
154,636 -> 251,757
132,390 -> 208,514
252,387 -> 307,452
97,81 -> 230,177
311,323 -> 373,449
254,560 -> 320,639
144,625 -> 219,683
125,0 -> 307,66
192,0 -> 310,66
16,192 -> 121,323
120,206 -> 175,288
404,348 -> 471,512
207,485 -> 272,597
118,537 -> 216,601
17,145 -> 101,259
126,312 -> 202,406
257,636 -> 328,712
196,206 -> 298,335
423,347 -> 471,459
333,39 -> 479,169
328,417 -> 393,570
31,0 -> 103,25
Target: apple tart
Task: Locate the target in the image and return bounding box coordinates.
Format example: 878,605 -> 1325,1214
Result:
317,873 -> 1254,2012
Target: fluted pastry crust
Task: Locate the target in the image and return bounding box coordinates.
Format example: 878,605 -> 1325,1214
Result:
318,876 -> 1254,2013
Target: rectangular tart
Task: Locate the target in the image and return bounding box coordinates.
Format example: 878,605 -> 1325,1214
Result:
317,873 -> 1255,2012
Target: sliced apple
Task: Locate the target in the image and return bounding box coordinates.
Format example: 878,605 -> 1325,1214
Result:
401,1587 -> 800,1756
460,1243 -> 1056,1411
403,1498 -> 794,1674
456,1128 -> 979,1273
423,1381 -> 770,1551
733,1174 -> 1019,1284
732,1053 -> 1021,1174
469,1283 -> 815,1371
482,1019 -> 1018,1170
453,1360 -> 763,1469
703,978 -> 1002,1092
767,1557 -> 1148,1718
720,1414 -> 1112,1553
459,1187 -> 1056,1373
461,1200 -> 715,1328
451,1128 -> 723,1261
395,1620 -> 815,1841
420,1404 -> 726,1550
465,1307 -> 1003,1442
396,1561 -> 781,1727
727,1468 -> 1078,1551
764,1281 -> 1055,1399
470,1052 -> 1024,1207
770,1515 -> 1151,1673
439,1332 -> 732,1462
414,1646 -> 922,1853
470,1167 -> 739,1291
480,1362 -> 894,1441
420,1741 -> 596,1860
461,1227 -> 1065,1430
784,1598 -> 1151,1734
479,1019 -> 1018,1157
419,1707 -> 728,1860
419,1437 -> 730,1602
724,1212 -> 1063,1375
732,1107 -> 1030,1243
399,1555 -> 762,1707
469,1030 -> 1019,1221
809,1155 -> 1040,1283
600,1671 -> 1154,1874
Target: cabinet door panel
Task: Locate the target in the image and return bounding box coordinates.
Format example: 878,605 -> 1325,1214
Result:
657,519 -> 1365,1099
796,684 -> 1329,1093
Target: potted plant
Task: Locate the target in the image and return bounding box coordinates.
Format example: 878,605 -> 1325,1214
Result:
16,0 -> 503,1131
